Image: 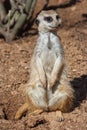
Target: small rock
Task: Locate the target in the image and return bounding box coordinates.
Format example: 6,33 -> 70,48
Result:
71,6 -> 76,11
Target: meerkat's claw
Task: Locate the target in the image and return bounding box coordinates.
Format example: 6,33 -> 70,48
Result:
49,81 -> 55,88
56,111 -> 64,122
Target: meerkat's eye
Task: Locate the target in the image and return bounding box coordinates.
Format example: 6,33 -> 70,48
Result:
35,19 -> 40,26
44,16 -> 53,22
56,15 -> 60,20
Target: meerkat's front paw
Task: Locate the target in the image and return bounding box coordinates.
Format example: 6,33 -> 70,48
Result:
40,76 -> 47,88
49,76 -> 56,88
49,80 -> 55,88
49,74 -> 57,88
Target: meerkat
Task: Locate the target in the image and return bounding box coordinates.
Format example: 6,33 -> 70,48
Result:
15,10 -> 74,121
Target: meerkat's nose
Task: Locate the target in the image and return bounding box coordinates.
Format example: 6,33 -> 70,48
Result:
56,15 -> 60,20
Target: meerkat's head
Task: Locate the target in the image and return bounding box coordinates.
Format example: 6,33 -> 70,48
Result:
35,10 -> 61,33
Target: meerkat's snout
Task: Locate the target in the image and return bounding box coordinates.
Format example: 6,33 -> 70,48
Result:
35,10 -> 62,32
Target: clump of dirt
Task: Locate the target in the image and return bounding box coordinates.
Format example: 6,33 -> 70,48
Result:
0,0 -> 87,130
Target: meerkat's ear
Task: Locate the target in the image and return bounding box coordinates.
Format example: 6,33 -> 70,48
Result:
35,19 -> 40,26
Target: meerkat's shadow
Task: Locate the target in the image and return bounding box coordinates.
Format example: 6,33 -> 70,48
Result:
71,74 -> 87,108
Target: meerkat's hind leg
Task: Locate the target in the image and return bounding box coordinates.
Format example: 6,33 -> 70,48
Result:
56,111 -> 64,122
15,103 -> 29,120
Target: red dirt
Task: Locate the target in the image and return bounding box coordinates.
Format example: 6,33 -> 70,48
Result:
0,0 -> 87,130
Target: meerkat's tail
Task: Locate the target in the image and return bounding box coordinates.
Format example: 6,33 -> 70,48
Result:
15,103 -> 29,120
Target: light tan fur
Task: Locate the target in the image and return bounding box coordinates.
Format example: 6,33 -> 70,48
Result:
15,10 -> 74,121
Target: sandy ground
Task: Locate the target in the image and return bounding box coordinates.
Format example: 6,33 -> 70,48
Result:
0,0 -> 87,130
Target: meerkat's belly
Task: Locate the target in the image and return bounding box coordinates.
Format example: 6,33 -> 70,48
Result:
41,48 -> 57,74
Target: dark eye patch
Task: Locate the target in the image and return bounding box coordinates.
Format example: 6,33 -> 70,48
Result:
44,16 -> 53,22
35,19 -> 40,26
56,15 -> 60,20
